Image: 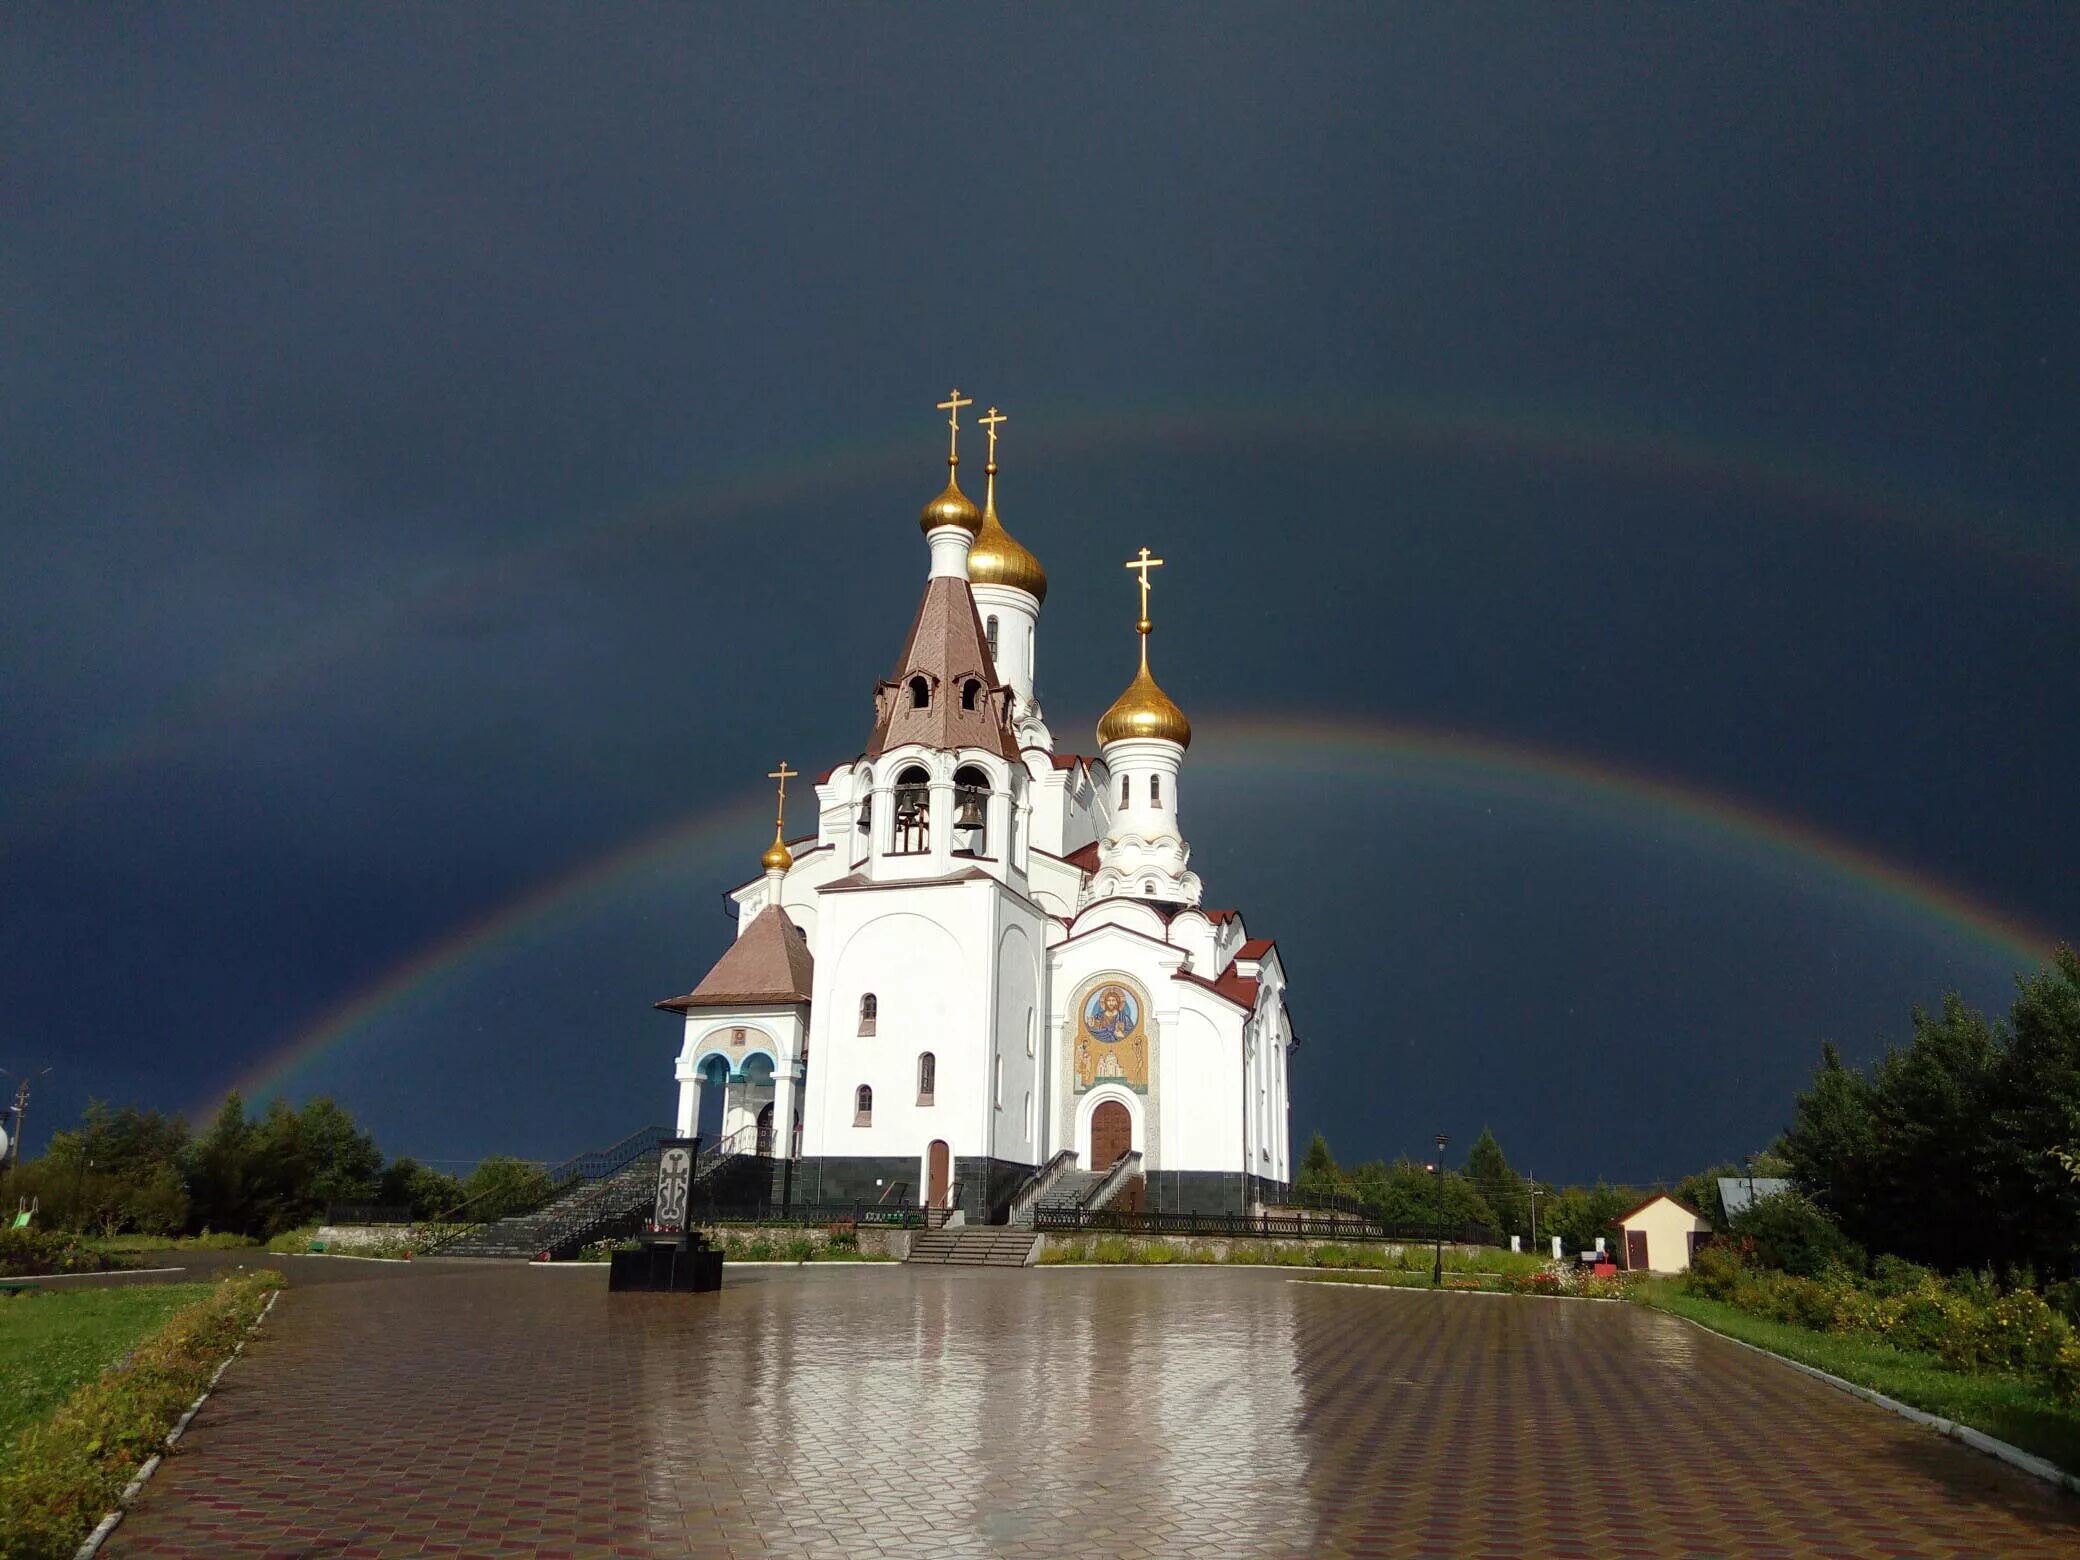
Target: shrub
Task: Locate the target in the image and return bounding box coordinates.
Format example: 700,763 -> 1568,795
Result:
1729,1191 -> 1864,1277
1686,1242 -> 1749,1301
0,1228 -> 120,1278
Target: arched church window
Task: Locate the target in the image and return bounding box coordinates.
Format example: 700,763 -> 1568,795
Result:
917,1051 -> 935,1103
961,679 -> 981,711
858,994 -> 877,1035
1025,1009 -> 1035,1057
1143,880 -> 1156,895
855,769 -> 873,834
892,766 -> 930,854
985,615 -> 999,658
908,676 -> 930,709
952,765 -> 989,857
1120,775 -> 1130,808
854,1085 -> 873,1126
993,1053 -> 1003,1108
1150,773 -> 1161,805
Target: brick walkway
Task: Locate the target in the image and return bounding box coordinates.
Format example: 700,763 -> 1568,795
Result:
107,1261 -> 2078,1558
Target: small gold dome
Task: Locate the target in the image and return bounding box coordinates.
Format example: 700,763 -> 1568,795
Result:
1097,652 -> 1191,748
920,464 -> 983,537
761,834 -> 794,872
968,497 -> 1048,602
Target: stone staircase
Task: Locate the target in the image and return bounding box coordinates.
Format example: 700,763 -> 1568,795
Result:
437,1125 -> 758,1261
1039,1169 -> 1106,1211
906,1227 -> 1040,1266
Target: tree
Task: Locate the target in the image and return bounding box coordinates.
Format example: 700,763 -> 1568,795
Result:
185,1091 -> 257,1234
378,1156 -> 464,1219
459,1156 -> 553,1214
1294,1132 -> 1348,1201
1463,1128 -> 1527,1237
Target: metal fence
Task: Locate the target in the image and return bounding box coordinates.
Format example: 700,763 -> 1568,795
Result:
687,1201 -> 926,1229
1033,1207 -> 1498,1244
321,1204 -> 417,1225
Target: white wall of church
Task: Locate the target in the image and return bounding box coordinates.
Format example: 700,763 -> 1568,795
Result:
1161,1005 -> 1240,1173
803,906 -> 975,1164
991,919 -> 1044,1164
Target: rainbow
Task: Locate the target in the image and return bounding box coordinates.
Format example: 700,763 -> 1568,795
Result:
204,714 -> 2065,1119
20,394 -> 2077,850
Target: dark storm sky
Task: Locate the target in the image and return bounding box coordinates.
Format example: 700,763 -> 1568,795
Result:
4,6 -> 2075,1184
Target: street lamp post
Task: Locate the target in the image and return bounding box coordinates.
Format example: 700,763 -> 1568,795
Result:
1432,1132 -> 1449,1288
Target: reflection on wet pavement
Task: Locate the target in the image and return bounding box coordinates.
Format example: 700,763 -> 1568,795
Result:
107,1262 -> 2078,1558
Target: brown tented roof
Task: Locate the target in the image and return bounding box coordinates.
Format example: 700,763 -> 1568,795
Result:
1237,937 -> 1276,960
866,576 -> 1020,760
655,906 -> 814,1011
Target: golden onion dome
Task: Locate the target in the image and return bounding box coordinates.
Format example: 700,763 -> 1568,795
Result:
761,832 -> 794,873
919,461 -> 983,537
968,495 -> 1048,602
1097,646 -> 1191,748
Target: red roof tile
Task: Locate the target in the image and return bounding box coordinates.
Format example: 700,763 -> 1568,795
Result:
1237,937 -> 1275,959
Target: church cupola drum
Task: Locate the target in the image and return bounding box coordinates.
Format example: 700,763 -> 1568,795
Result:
657,388 -> 1296,1222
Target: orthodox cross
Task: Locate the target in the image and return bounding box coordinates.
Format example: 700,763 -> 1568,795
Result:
979,406 -> 1007,467
1125,546 -> 1165,629
936,389 -> 973,463
767,761 -> 798,834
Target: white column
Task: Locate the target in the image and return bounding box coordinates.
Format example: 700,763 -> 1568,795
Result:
675,1074 -> 698,1136
774,1066 -> 799,1161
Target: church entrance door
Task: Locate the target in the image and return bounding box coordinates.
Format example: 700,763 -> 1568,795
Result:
1091,1101 -> 1131,1172
927,1140 -> 951,1208
755,1103 -> 774,1157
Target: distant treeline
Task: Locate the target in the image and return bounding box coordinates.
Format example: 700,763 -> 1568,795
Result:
1,1092 -> 548,1239
1301,945 -> 2080,1277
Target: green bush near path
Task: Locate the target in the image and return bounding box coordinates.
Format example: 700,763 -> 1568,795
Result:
0,1269 -> 282,1560
0,1228 -> 129,1278
1642,1280 -> 2080,1477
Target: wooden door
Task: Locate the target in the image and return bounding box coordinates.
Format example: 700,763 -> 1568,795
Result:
927,1140 -> 951,1208
1091,1101 -> 1132,1172
1625,1229 -> 1649,1271
755,1103 -> 774,1157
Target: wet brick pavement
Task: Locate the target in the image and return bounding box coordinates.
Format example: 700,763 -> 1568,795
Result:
105,1258 -> 2079,1558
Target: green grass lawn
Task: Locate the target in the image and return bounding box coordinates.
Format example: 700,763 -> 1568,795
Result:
0,1284 -> 213,1447
1641,1282 -> 2080,1476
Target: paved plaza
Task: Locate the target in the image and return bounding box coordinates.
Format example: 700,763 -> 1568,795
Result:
102,1257 -> 2077,1559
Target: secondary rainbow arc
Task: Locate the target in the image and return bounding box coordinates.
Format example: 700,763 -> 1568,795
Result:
202,714 -> 2066,1120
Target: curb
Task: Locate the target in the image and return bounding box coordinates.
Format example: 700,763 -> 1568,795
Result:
1664,1311 -> 2080,1498
73,1287 -> 282,1560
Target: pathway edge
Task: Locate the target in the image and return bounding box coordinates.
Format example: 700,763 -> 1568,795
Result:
72,1287 -> 283,1560
1665,1310 -> 2080,1498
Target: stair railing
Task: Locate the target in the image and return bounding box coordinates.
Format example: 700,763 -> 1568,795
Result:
1006,1149 -> 1080,1228
1084,1151 -> 1145,1213
422,1123 -> 673,1255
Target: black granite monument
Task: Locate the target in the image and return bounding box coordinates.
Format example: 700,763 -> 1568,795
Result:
608,1136 -> 723,1293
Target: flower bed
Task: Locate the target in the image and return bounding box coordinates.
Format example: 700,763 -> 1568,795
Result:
1685,1245 -> 2080,1407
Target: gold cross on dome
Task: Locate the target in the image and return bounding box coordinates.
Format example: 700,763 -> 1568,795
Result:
979,406 -> 1007,467
767,761 -> 798,829
936,389 -> 973,462
1124,546 -> 1165,628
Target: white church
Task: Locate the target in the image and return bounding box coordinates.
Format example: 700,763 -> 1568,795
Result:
657,395 -> 1295,1219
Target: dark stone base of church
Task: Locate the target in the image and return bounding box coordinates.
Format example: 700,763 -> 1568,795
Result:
1141,1170 -> 1290,1216
959,1156 -> 1035,1224
782,1154 -> 1037,1221
784,1155 -> 921,1209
